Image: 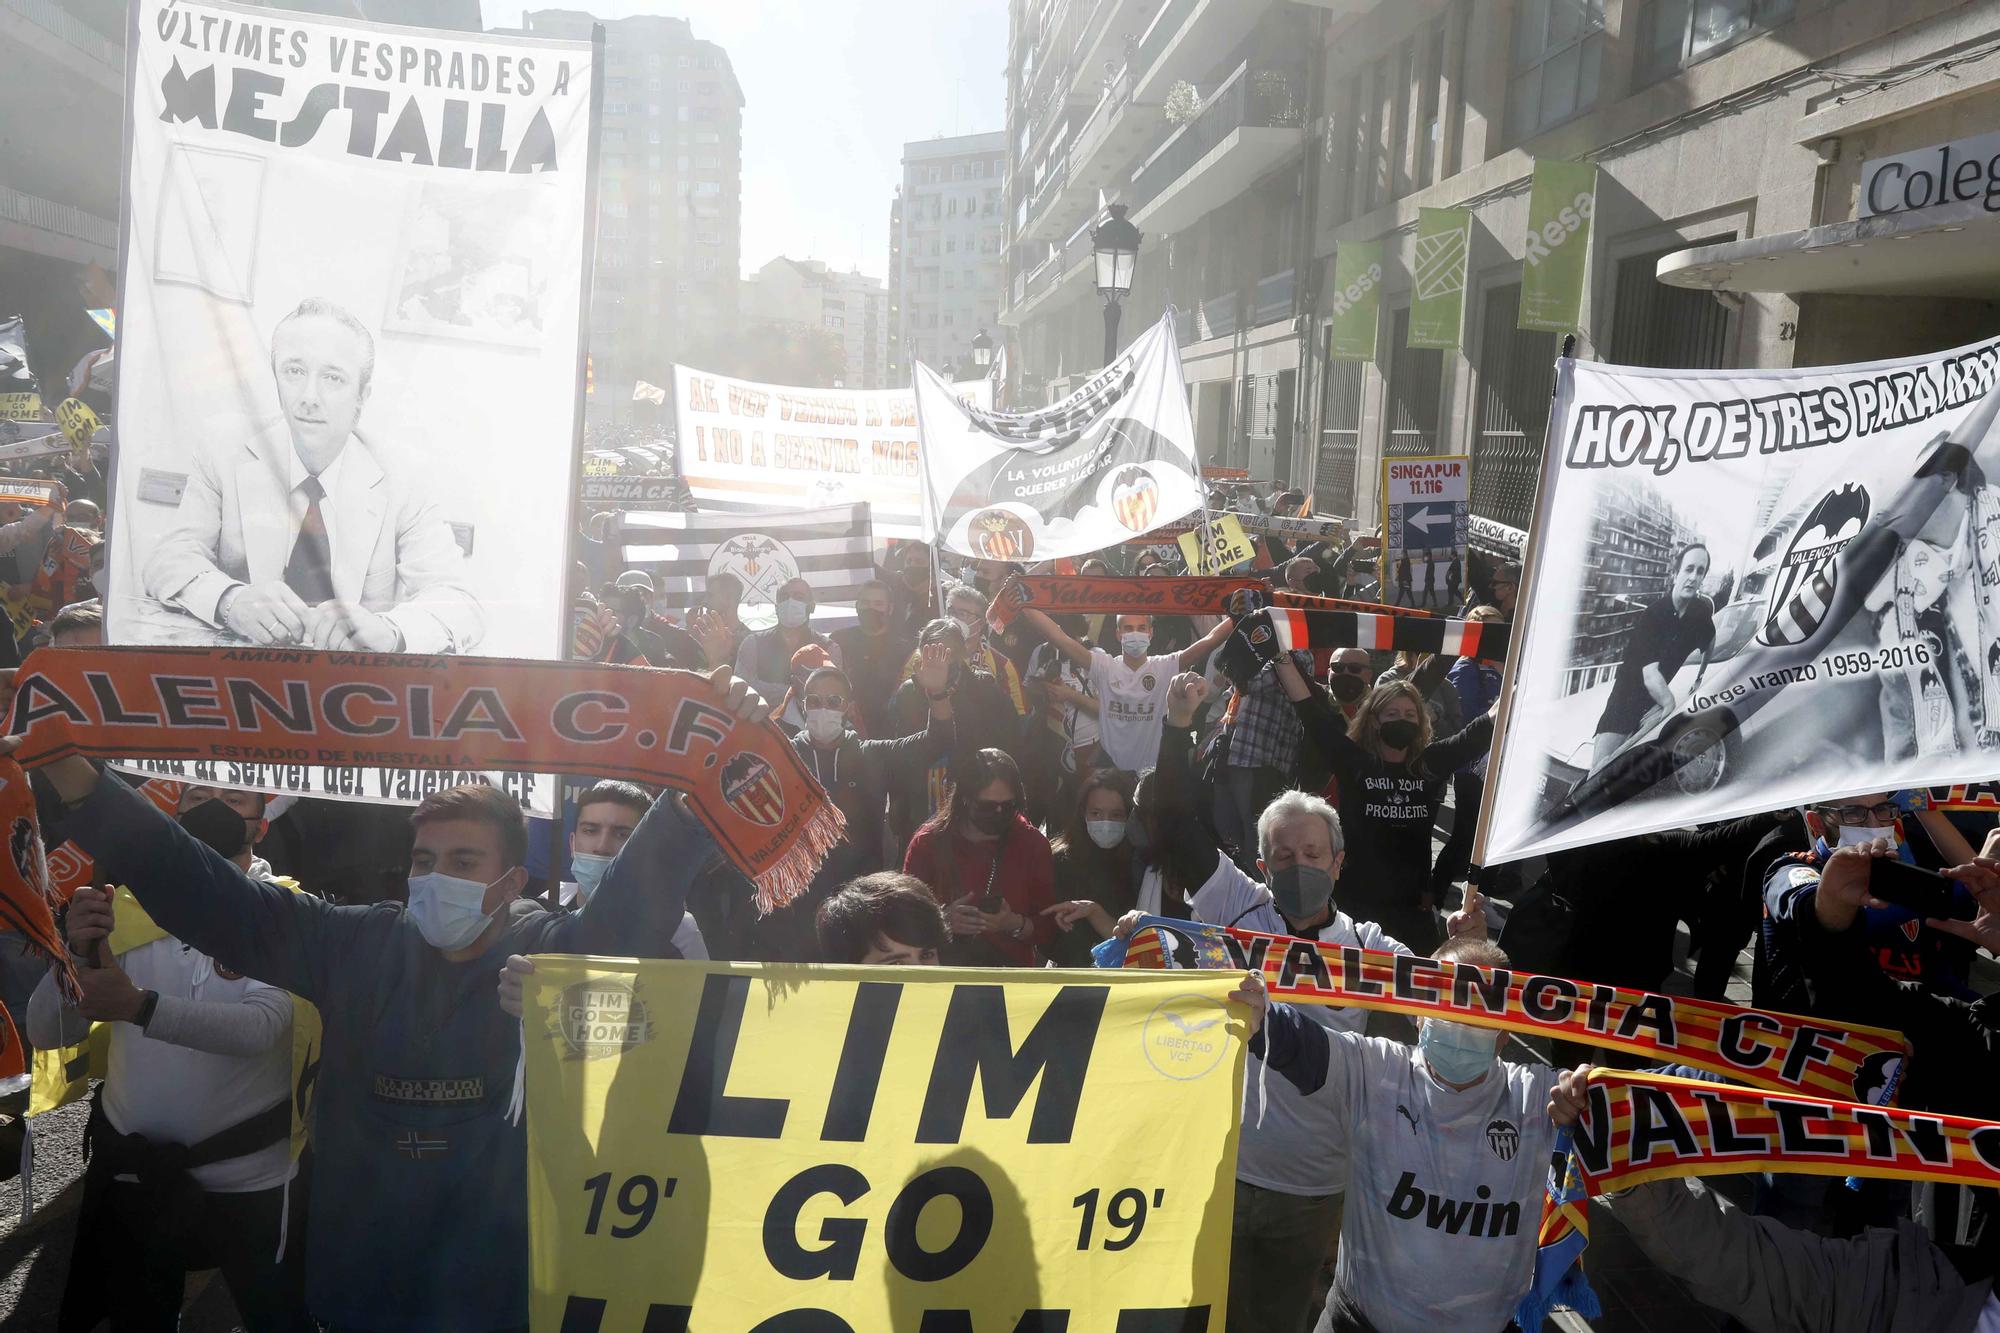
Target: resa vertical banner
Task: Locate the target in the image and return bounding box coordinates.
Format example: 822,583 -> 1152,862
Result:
523,960 -> 1245,1330
1408,208 -> 1472,350
109,0 -> 599,813
1519,160 -> 1598,334
1328,240 -> 1383,361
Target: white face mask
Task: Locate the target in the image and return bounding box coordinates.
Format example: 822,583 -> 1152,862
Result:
776,598 -> 810,629
805,707 -> 846,746
1119,632 -> 1152,658
1835,822 -> 1897,850
1086,818 -> 1127,849
405,871 -> 504,951
569,851 -> 614,905
952,612 -> 982,641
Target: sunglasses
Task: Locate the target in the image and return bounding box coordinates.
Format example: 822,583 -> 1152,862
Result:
973,799 -> 1021,818
1330,663 -> 1372,676
1817,802 -> 1898,824
804,694 -> 847,710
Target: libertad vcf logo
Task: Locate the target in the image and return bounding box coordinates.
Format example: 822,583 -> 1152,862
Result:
720,752 -> 785,827
1760,483 -> 1870,647
1486,1118 -> 1520,1161
709,532 -> 800,608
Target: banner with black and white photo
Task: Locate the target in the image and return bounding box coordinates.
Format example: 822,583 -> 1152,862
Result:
914,311 -> 1201,560
618,502 -> 873,633
106,0 -> 598,814
1478,337 -> 2000,865
672,367 -> 989,542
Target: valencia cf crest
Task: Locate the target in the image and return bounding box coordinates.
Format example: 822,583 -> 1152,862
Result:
719,753 -> 786,827
1108,464 -> 1160,532
1760,484 -> 1869,647
969,508 -> 1035,559
1486,1118 -> 1520,1161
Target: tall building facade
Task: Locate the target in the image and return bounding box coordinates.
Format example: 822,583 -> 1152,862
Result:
522,10 -> 743,423
742,257 -> 891,389
1000,0 -> 1321,486
1003,0 -> 2000,537
893,132 -> 1008,378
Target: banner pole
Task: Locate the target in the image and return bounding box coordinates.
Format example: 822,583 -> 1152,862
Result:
1471,333 -> 1575,869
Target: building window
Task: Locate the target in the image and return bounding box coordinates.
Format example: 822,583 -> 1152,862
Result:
1471,284 -> 1558,530
1317,347 -> 1363,519
1507,0 -> 1604,142
1609,242 -> 1734,368
1385,307 -> 1443,456
1636,0 -> 1796,85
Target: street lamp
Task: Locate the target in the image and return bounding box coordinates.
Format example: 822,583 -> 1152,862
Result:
943,359 -> 959,380
1091,202 -> 1142,366
970,328 -> 994,369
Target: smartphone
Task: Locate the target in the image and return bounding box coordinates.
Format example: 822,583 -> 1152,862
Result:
978,894 -> 1006,915
1868,859 -> 1959,919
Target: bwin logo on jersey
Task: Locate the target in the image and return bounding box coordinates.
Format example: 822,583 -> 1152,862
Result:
1760,483 -> 1870,647
1386,1172 -> 1522,1237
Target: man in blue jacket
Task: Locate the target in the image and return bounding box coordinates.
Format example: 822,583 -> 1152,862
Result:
18,668 -> 764,1333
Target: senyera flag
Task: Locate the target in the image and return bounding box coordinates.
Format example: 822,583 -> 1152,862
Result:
4,648 -> 844,912
1481,338 -> 2000,866
915,311 -> 1203,562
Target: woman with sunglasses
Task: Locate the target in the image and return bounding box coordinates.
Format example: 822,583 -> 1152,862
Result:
903,748 -> 1054,967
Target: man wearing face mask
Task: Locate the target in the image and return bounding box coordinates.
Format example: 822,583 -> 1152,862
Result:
1113,674 -> 1487,1333
1756,791 -> 1980,1012
737,576 -> 840,711
831,579 -> 913,735
1011,600 -> 1233,773
15,669 -> 759,1333
1234,942 -> 1592,1333
906,583 -> 1029,719
555,780 -> 708,960
1326,649 -> 1374,722
888,620 -> 1020,848
27,784 -> 311,1332
745,652 -> 955,961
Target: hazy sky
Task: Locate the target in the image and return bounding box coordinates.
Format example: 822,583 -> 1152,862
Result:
481,1 -> 1008,283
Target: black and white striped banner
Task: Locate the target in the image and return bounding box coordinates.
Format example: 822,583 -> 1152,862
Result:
617,503 -> 876,630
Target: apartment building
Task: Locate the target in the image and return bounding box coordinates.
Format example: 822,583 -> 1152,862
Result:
523,10 -> 743,422
742,256 -> 892,389
893,131 -> 1009,379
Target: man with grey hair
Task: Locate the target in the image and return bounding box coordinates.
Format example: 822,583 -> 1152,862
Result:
1112,675 -> 1488,1333
144,297 -> 482,653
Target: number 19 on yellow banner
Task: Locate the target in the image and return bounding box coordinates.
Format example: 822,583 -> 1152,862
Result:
523,960 -> 1247,1331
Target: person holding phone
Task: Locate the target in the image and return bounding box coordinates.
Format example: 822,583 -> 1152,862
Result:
902,747 -> 1053,967
1756,792 -> 1981,1013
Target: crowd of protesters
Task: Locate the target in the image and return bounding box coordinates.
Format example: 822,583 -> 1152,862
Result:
0,470 -> 1997,1333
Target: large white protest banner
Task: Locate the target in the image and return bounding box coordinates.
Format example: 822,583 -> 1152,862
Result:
671,368 -> 988,541
914,311 -> 1201,561
1478,337 -> 2000,865
106,0 -> 598,814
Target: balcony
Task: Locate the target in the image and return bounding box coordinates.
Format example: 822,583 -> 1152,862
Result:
3,0 -> 121,76
1130,0 -> 1273,108
1018,155 -> 1073,244
0,185 -> 117,264
1128,62 -> 1305,237
1252,267 -> 1295,326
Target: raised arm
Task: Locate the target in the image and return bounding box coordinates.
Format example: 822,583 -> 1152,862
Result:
40,762 -> 352,1002
1176,615 -> 1235,671
1015,604 -> 1093,669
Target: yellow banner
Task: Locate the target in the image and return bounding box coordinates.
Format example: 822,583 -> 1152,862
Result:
1177,513 -> 1256,574
524,959 -> 1245,1331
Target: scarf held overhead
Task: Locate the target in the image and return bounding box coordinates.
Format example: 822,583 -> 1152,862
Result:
4,647 -> 844,912
987,575 -> 1266,630
1256,604 -> 1511,663
1099,917 -> 1905,1103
